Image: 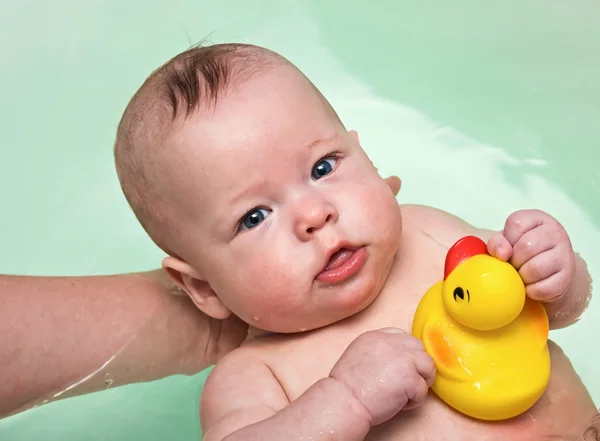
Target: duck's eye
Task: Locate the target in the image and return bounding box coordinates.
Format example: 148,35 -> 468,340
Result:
453,287 -> 465,302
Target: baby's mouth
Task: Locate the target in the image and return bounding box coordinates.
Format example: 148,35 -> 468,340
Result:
324,248 -> 355,271
316,246 -> 367,284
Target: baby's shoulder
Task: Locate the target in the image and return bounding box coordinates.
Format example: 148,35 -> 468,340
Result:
400,203 -> 472,229
400,204 -> 494,247
206,340 -> 276,384
200,344 -> 290,429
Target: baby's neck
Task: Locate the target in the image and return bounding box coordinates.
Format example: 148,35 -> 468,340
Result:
244,306 -> 376,343
245,325 -> 274,341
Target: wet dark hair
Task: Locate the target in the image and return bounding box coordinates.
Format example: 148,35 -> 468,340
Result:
158,42 -> 280,119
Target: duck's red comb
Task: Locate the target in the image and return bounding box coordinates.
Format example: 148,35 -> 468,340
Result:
444,235 -> 489,280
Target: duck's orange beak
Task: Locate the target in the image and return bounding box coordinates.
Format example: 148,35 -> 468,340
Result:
444,235 -> 489,280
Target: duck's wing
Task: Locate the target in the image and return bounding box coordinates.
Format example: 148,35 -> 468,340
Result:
422,320 -> 473,382
520,297 -> 550,344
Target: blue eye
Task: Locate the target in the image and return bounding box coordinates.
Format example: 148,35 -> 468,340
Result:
240,208 -> 271,230
311,157 -> 338,180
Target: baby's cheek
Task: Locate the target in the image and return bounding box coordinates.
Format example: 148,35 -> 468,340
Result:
227,255 -> 303,313
361,183 -> 402,237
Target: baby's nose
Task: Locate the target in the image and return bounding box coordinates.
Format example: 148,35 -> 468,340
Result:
293,198 -> 338,241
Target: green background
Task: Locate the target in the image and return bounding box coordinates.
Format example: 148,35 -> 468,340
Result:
1,0 -> 598,439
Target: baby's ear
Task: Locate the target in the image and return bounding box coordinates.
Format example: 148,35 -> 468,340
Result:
348,130 -> 360,144
385,176 -> 402,196
162,256 -> 232,320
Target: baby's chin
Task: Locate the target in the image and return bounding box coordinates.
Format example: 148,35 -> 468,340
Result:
241,254 -> 395,336
244,319 -> 340,339
244,293 -> 380,337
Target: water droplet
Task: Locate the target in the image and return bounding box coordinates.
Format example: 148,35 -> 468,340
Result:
104,373 -> 113,389
300,327 -> 307,332
253,316 -> 260,321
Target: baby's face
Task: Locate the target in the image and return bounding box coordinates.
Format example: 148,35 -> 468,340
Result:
167,66 -> 402,332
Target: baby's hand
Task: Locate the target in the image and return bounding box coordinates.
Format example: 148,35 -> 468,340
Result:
487,209 -> 575,302
329,328 -> 435,426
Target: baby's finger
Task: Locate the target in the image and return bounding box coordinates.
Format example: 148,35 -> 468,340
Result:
510,228 -> 556,270
402,376 -> 429,410
526,270 -> 571,302
399,336 -> 425,352
503,210 -> 545,247
487,232 -> 513,261
413,352 -> 436,387
518,249 -> 562,286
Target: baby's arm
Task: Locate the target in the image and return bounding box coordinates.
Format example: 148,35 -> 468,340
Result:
201,329 -> 435,441
201,356 -> 370,441
535,252 -> 591,329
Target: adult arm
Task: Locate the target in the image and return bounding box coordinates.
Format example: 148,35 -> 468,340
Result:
0,269 -> 248,418
0,175 -> 400,419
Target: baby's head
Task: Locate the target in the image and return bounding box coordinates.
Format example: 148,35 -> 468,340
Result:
114,43 -> 402,333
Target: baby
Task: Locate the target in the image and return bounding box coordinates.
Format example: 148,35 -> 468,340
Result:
114,43 -> 597,440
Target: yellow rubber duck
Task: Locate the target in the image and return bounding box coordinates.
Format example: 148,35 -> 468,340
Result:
412,235 -> 551,421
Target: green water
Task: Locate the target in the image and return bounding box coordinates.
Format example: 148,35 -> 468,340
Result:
1,1 -> 599,439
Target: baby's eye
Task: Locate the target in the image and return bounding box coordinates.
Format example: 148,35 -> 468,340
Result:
311,156 -> 338,180
240,207 -> 271,231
